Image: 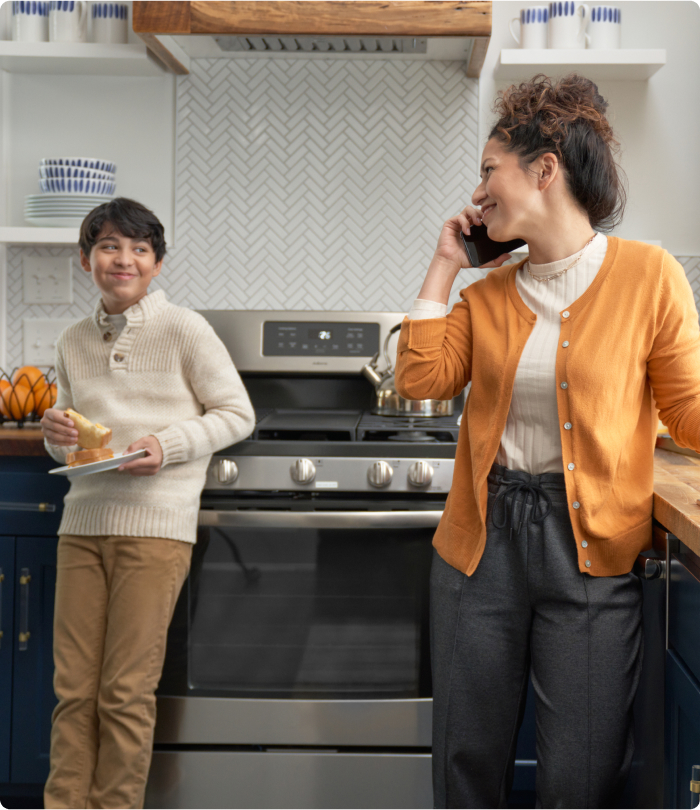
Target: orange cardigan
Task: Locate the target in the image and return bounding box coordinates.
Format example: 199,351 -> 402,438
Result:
396,237 -> 700,577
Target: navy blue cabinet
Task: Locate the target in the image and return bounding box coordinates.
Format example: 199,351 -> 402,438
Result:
10,537 -> 59,784
0,457 -> 67,792
665,650 -> 700,809
0,537 -> 16,784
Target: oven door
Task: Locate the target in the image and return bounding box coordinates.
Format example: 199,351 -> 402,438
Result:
155,503 -> 441,748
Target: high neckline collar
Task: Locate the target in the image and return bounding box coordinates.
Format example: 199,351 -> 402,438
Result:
93,289 -> 168,329
526,233 -> 605,278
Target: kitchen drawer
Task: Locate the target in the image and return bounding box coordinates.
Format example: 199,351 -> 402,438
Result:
669,551 -> 700,684
146,750 -> 432,809
0,472 -> 68,536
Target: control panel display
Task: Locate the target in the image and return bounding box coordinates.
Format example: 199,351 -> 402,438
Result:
263,321 -> 380,357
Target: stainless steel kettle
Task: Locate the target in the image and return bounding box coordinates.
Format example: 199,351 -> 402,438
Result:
361,323 -> 454,417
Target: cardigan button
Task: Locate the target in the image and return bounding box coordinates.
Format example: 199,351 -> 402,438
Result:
103,332 -> 113,342
564,422 -> 572,430
568,463 -> 575,470
573,501 -> 580,509
114,354 -> 124,362
585,560 -> 591,568
562,311 -> 570,318
560,382 -> 568,389
582,540 -> 588,548
562,341 -> 569,348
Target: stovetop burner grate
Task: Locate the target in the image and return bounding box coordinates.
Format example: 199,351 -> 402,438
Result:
357,413 -> 460,443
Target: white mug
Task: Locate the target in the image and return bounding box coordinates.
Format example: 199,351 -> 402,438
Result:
48,0 -> 87,43
587,5 -> 621,49
91,2 -> 129,44
11,1 -> 49,42
548,1 -> 590,48
509,6 -> 549,49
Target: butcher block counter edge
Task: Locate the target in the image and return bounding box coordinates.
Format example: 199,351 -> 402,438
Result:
653,447 -> 700,558
0,427 -> 49,456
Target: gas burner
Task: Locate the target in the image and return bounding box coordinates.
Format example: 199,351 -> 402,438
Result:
357,412 -> 460,443
388,430 -> 437,443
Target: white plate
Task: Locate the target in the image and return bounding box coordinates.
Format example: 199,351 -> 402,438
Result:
24,195 -> 112,208
49,449 -> 147,477
26,217 -> 85,226
26,194 -> 114,202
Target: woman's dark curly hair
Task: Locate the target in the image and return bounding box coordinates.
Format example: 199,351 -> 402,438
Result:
488,73 -> 626,232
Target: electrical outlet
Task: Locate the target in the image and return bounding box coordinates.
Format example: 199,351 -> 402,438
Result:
23,256 -> 74,304
23,318 -> 77,366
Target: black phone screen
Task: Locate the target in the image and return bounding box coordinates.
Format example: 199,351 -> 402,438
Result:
460,225 -> 526,268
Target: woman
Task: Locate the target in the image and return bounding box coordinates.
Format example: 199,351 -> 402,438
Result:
396,73 -> 700,808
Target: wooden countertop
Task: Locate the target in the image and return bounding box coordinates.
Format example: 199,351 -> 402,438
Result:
0,426 -> 49,456
1,428 -> 700,554
653,447 -> 700,557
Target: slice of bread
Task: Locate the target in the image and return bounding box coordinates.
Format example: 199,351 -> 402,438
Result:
66,448 -> 115,468
65,408 -> 112,450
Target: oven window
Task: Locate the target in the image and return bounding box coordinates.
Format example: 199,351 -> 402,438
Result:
164,525 -> 433,700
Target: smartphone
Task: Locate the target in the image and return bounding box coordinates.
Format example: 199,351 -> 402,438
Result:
460,224 -> 526,268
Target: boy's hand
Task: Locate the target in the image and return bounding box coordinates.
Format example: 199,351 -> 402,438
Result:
118,436 -> 163,476
41,408 -> 79,446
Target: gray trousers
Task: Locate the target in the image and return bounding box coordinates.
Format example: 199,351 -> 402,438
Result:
431,464 -> 643,809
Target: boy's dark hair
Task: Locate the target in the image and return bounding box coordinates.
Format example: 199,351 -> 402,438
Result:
79,197 -> 167,262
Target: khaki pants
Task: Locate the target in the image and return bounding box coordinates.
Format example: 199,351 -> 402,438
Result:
44,534 -> 192,809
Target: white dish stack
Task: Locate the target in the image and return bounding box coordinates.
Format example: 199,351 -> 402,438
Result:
25,157 -> 117,227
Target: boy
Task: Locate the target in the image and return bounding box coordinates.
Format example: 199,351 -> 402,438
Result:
40,197 -> 255,808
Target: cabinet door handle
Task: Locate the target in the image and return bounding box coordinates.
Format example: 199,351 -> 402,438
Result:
0,568 -> 4,650
0,501 -> 56,513
19,568 -> 31,651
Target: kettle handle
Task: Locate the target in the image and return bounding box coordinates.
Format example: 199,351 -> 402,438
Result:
383,323 -> 403,373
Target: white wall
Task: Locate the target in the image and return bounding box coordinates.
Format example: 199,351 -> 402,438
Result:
479,0 -> 700,254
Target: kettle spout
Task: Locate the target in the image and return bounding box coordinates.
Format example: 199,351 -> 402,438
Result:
362,363 -> 384,387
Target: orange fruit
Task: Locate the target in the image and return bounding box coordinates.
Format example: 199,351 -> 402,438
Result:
1,384 -> 35,420
0,380 -> 11,419
12,366 -> 45,392
35,383 -> 57,417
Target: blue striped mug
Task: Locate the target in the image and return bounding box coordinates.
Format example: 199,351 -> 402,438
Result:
49,1 -> 87,42
91,2 -> 128,43
548,1 -> 590,48
587,6 -> 621,49
11,1 -> 49,42
510,7 -> 549,49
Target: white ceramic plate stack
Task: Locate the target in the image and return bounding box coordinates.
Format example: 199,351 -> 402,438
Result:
25,157 -> 117,227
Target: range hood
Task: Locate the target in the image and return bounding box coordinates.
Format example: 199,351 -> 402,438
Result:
133,1 -> 492,77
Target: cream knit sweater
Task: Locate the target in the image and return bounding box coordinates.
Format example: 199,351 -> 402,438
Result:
45,290 -> 255,543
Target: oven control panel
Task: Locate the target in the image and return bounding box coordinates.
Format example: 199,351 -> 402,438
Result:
206,455 -> 455,493
262,321 -> 380,357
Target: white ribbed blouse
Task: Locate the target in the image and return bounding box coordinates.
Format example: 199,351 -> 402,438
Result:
408,233 -> 608,474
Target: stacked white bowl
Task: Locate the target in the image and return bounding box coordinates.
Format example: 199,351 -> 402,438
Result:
25,157 -> 117,226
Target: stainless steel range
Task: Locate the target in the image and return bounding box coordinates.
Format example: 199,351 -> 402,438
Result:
145,311 -> 462,810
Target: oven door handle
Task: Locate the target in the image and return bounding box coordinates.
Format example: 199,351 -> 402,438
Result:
198,509 -> 443,529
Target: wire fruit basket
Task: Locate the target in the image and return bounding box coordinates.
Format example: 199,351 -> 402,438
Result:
0,366 -> 57,427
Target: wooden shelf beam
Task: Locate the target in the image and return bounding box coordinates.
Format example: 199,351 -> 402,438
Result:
133,1 -> 492,37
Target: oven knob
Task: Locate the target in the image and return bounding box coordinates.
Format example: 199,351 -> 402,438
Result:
290,458 -> 316,485
368,460 -> 394,488
217,459 -> 239,485
408,461 -> 434,487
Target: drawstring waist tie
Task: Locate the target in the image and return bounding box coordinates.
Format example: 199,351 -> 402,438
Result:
491,469 -> 556,540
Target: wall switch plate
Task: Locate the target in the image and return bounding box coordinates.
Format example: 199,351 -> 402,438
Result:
23,256 -> 74,304
23,318 -> 76,366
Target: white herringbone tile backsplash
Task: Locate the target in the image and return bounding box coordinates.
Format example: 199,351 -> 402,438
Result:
3,58 -> 700,369
166,58 -> 481,312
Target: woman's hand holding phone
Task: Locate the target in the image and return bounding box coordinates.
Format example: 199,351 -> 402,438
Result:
417,206 -> 512,305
